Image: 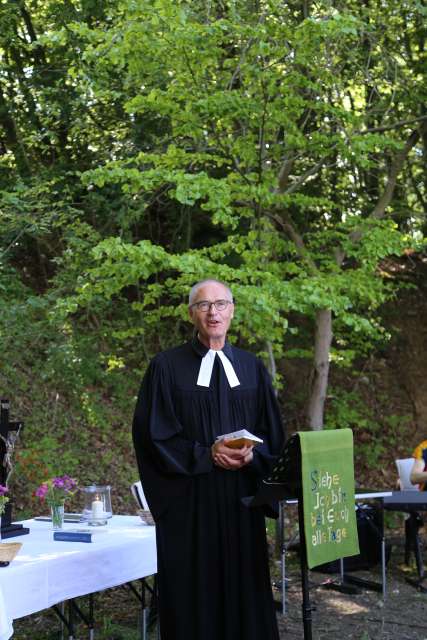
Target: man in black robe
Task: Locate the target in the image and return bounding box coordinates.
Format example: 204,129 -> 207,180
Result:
132,279 -> 284,640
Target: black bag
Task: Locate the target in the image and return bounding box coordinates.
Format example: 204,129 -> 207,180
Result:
312,504 -> 392,573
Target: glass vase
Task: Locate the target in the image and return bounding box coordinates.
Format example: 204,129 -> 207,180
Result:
50,503 -> 65,530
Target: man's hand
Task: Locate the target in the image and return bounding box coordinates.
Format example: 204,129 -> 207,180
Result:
211,440 -> 254,470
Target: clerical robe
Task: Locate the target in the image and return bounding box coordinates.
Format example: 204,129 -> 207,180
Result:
132,337 -> 284,640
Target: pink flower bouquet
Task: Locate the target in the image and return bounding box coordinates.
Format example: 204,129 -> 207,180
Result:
35,475 -> 78,507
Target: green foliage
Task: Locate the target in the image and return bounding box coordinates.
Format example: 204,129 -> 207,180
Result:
0,0 -> 425,509
325,389 -> 386,468
324,386 -> 414,473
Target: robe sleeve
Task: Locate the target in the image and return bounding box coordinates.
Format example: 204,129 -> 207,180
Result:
133,355 -> 215,519
248,360 -> 285,478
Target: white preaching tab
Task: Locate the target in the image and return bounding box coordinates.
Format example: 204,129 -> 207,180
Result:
197,350 -> 240,388
217,351 -> 240,387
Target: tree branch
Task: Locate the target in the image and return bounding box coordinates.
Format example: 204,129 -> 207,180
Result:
276,155 -> 296,192
371,125 -> 422,219
355,114 -> 427,136
266,211 -> 318,274
279,149 -> 336,196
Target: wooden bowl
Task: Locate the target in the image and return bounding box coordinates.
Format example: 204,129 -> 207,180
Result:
137,510 -> 155,526
0,542 -> 22,564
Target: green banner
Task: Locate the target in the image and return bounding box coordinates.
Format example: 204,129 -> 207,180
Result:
299,429 -> 359,569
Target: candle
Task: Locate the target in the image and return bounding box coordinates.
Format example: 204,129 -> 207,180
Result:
91,497 -> 104,520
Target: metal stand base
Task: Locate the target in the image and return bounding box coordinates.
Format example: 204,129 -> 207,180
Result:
320,578 -> 360,595
339,574 -> 383,592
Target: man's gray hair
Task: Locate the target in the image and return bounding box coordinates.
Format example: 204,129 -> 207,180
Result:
188,279 -> 234,306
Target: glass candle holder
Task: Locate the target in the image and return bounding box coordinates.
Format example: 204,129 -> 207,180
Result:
81,485 -> 112,526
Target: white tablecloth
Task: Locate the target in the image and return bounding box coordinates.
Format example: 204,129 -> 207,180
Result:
0,515 -> 157,640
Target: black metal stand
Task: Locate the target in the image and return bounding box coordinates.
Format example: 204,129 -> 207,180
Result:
297,496 -> 313,640
245,434 -> 314,640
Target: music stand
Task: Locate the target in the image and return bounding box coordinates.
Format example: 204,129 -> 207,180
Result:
246,434 -> 314,640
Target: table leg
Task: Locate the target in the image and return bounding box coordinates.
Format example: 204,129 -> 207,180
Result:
123,578 -> 157,639
60,601 -> 65,640
379,505 -> 386,601
406,513 -> 425,578
141,578 -> 147,640
155,576 -> 161,639
381,537 -> 386,600
89,593 -> 94,640
404,515 -> 411,565
68,599 -> 75,640
280,502 -> 286,616
52,602 -> 74,640
69,597 -> 94,638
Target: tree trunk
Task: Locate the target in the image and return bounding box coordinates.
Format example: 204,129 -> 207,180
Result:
0,84 -> 31,177
306,308 -> 333,430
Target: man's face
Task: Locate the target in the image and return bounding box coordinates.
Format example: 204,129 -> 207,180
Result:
189,282 -> 234,349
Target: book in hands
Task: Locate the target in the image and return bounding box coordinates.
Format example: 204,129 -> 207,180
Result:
215,429 -> 263,449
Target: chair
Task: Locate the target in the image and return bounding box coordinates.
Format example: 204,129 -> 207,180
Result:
395,458 -> 417,491
395,458 -> 424,580
131,480 -> 150,511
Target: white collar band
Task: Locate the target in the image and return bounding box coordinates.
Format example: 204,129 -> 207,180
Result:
197,349 -> 240,388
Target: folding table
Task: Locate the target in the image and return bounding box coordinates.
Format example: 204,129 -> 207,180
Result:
0,515 -> 157,639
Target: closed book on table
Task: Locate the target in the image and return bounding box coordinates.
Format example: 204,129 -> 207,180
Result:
53,530 -> 92,543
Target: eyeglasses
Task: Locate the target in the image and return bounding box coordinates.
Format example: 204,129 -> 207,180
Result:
190,299 -> 233,312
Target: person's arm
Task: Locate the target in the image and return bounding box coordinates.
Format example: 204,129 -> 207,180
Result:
410,458 -> 427,486
133,356 -> 213,477
246,360 -> 285,477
